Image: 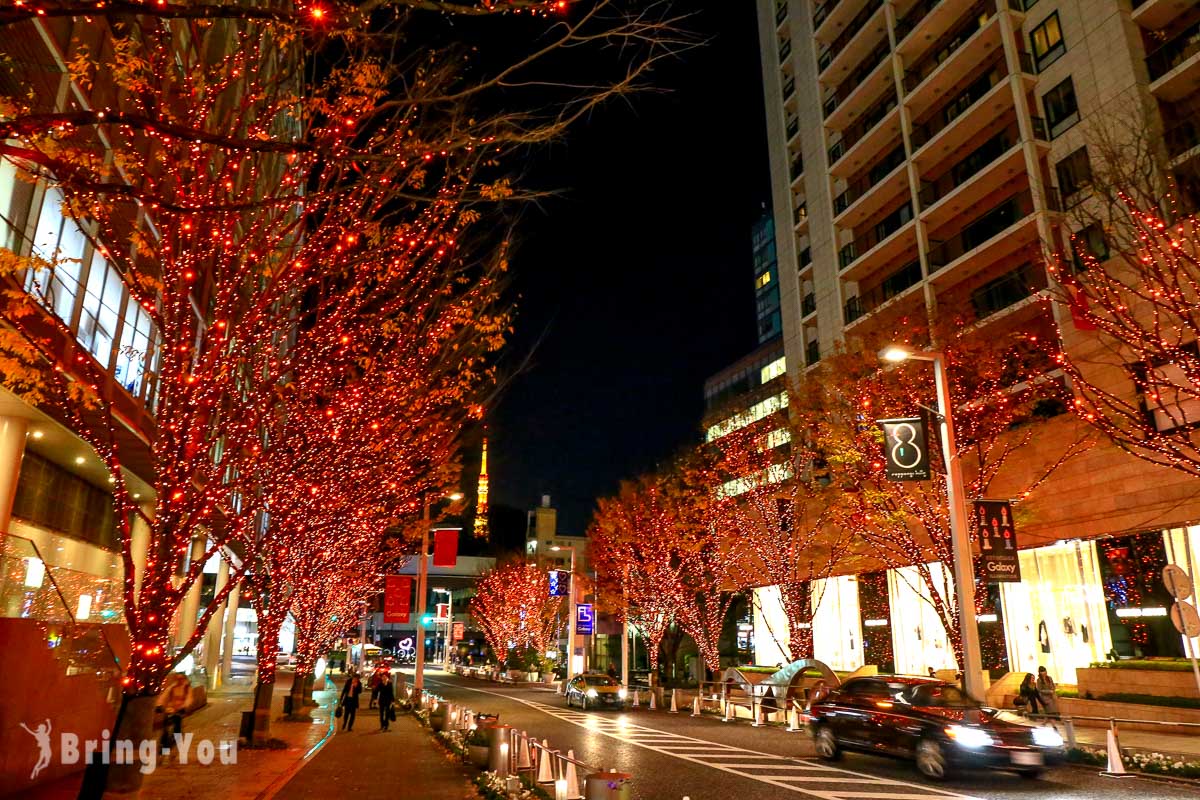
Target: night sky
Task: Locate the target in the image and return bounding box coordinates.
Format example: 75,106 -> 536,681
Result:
483,2 -> 771,535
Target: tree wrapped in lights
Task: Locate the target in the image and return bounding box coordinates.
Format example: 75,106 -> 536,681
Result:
709,420 -> 854,662
589,475 -> 689,679
0,3 -> 680,793
1051,204 -> 1200,477
469,561 -> 563,668
806,318 -> 1087,668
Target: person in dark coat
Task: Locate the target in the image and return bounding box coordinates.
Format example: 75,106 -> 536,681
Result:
377,675 -> 395,731
1018,673 -> 1041,715
339,674 -> 363,731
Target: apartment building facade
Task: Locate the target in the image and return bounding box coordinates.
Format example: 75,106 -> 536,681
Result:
753,0 -> 1200,684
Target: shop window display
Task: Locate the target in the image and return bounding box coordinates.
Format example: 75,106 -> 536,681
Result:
857,571 -> 894,672
1097,532 -> 1184,659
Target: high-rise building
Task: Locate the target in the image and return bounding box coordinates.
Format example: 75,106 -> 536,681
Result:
752,211 -> 784,344
751,0 -> 1200,683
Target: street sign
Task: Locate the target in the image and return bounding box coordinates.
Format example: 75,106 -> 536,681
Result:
878,417 -> 930,481
1163,564 -> 1194,601
575,603 -> 594,636
383,575 -> 413,623
973,499 -> 1021,583
549,569 -> 569,597
1171,601 -> 1200,637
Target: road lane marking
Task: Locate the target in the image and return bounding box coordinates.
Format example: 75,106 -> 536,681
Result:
423,677 -> 982,800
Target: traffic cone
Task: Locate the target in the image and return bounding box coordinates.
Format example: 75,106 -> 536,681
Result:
632,689 -> 640,708
722,700 -> 734,723
536,740 -> 554,783
517,731 -> 532,771
669,689 -> 679,713
649,690 -> 657,710
691,696 -> 702,717
751,702 -> 766,727
786,706 -> 801,732
1101,727 -> 1131,777
564,750 -> 581,799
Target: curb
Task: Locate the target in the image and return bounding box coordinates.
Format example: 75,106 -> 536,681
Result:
255,679 -> 338,800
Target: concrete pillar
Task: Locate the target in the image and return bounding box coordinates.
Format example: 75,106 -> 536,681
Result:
204,555 -> 231,689
0,416 -> 30,534
175,535 -> 208,649
220,576 -> 242,682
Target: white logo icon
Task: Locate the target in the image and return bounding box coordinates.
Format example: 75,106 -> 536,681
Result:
20,719 -> 53,780
889,422 -> 922,469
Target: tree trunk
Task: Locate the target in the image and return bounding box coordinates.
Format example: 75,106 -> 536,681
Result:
76,693 -> 156,800
251,611 -> 284,744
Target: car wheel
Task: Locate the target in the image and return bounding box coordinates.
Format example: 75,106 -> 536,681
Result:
915,738 -> 948,780
814,725 -> 841,761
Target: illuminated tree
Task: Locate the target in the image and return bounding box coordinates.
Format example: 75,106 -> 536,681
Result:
469,561 -> 563,667
589,476 -> 689,679
709,422 -> 853,662
1051,203 -> 1200,477
0,3 -> 681,794
806,317 -> 1087,668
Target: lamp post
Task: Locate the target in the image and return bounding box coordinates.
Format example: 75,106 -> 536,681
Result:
414,491 -> 463,705
550,545 -> 578,678
879,344 -> 984,700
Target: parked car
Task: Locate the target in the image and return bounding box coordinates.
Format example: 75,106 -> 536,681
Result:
564,674 -> 626,711
807,676 -> 1065,780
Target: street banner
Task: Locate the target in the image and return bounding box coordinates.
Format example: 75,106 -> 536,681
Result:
452,621 -> 465,642
549,569 -> 569,596
384,575 -> 413,623
435,602 -> 450,622
878,417 -> 930,481
974,499 -> 1021,583
432,527 -> 459,567
575,603 -> 594,636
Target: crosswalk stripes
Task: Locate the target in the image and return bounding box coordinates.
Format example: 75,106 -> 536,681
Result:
525,699 -> 984,800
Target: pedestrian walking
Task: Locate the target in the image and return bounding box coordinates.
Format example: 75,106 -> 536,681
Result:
369,669 -> 381,709
1018,673 -> 1041,715
339,674 -> 363,731
378,675 -> 395,731
158,673 -> 190,751
606,662 -> 617,681
1036,666 -> 1059,716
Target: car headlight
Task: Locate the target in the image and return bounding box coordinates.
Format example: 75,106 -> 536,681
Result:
618,688 -> 627,699
586,689 -> 598,698
945,725 -> 993,749
1032,726 -> 1063,747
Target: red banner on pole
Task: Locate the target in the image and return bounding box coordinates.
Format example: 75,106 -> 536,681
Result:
384,575 -> 412,623
452,621 -> 465,642
432,528 -> 458,567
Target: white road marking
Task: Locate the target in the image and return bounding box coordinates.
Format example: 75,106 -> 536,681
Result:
423,676 -> 983,800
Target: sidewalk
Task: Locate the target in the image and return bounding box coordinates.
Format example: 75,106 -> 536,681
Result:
1070,724 -> 1200,758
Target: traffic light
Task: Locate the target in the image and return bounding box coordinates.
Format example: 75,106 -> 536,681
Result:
420,613 -> 435,626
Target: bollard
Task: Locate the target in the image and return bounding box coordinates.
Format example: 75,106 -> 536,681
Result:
486,725 -> 513,776
690,696 -> 702,717
1063,717 -> 1077,750
669,689 -> 679,713
722,700 -> 734,723
584,771 -> 632,799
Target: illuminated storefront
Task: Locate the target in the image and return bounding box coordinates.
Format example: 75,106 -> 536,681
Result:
811,575 -> 862,671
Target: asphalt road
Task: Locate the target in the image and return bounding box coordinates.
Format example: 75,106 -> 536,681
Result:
405,669 -> 1197,800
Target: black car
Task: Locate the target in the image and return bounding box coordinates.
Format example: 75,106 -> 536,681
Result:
807,676 -> 1065,780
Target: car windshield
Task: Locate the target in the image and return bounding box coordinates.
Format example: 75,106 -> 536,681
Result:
582,676 -> 617,687
907,684 -> 979,709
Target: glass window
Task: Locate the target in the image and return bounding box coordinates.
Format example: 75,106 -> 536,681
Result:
80,251 -> 126,366
0,158 -> 35,253
1071,223 -> 1108,272
31,188 -> 87,324
1030,13 -> 1065,72
1055,146 -> 1092,205
909,684 -> 978,708
115,301 -> 152,398
1042,78 -> 1080,138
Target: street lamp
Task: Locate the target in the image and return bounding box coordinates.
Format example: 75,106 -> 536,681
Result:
550,545 -> 580,678
878,344 -> 985,700
414,491 -> 463,704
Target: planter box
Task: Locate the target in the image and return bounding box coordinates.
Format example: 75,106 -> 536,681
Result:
1057,696 -> 1200,733
1077,667 -> 1200,700
468,744 -> 489,768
